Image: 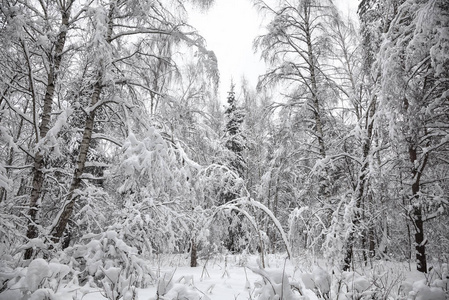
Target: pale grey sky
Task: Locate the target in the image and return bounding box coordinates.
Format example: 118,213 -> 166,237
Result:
188,0 -> 358,101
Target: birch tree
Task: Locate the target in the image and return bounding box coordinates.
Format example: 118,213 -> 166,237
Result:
0,0 -> 82,259
0,0 -> 217,259
255,0 -> 338,158
50,0 -> 217,248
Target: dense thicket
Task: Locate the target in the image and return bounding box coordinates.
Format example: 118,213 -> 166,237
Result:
0,2 -> 447,294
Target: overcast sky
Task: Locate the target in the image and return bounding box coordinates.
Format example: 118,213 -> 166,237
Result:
188,0 -> 358,101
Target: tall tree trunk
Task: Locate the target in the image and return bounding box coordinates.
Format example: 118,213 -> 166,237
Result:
24,5 -> 71,259
302,4 -> 330,207
51,1 -> 115,245
51,79 -> 102,243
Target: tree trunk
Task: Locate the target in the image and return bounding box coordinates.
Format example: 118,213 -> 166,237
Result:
24,5 -> 71,259
190,239 -> 198,267
409,146 -> 428,273
50,1 -> 115,245
413,207 -> 426,273
51,79 -> 102,243
368,222 -> 376,259
343,235 -> 354,271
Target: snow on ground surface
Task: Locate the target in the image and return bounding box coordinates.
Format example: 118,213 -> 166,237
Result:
83,254 -> 273,300
2,251 -> 446,299
78,253 -> 445,300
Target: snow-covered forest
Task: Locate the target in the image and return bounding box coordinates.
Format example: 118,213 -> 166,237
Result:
0,0 -> 448,299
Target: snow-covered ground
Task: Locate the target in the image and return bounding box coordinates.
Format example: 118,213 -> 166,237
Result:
82,254 -> 278,300
1,252 -> 447,300
79,253 -> 447,300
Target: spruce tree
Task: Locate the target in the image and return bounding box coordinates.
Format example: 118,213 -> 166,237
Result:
224,83 -> 246,179
221,82 -> 247,252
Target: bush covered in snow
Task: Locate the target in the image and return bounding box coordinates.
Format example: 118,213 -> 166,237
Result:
400,263 -> 448,300
63,230 -> 155,288
0,258 -> 74,300
247,257 -> 449,300
0,229 -> 156,300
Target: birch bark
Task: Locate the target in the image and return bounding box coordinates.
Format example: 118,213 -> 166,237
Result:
24,2 -> 73,259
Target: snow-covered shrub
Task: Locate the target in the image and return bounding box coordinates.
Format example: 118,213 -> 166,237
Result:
299,266 -> 331,299
151,271 -> 204,300
0,258 -> 74,300
333,271 -> 376,300
250,266 -> 313,300
400,262 -> 448,300
101,266 -> 137,300
333,265 -> 407,300
62,230 -> 154,297
404,280 -> 446,300
248,262 -> 412,300
427,263 -> 449,290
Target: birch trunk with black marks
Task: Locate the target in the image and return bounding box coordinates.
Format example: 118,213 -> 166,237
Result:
24,2 -> 72,259
51,79 -> 103,243
51,2 -> 115,245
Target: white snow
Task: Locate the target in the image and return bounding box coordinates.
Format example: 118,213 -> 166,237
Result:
0,252 -> 447,300
412,280 -> 446,300
102,266 -> 122,284
76,255 -> 444,300
25,258 -> 51,292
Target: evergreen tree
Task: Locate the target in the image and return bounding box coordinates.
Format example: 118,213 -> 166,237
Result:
220,82 -> 248,252
224,83 -> 246,179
